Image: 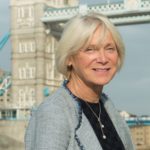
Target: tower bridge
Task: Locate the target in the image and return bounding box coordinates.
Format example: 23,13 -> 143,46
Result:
8,0 -> 150,120
42,0 -> 150,37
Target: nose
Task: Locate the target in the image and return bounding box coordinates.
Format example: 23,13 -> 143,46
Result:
96,50 -> 108,64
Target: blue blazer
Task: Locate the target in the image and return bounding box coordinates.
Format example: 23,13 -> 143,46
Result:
25,85 -> 135,150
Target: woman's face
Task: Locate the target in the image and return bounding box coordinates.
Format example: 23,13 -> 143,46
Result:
69,27 -> 119,87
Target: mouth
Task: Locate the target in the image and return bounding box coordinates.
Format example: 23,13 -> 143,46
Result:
93,67 -> 110,72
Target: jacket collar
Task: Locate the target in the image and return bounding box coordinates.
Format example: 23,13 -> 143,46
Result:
60,84 -> 103,150
60,82 -> 129,150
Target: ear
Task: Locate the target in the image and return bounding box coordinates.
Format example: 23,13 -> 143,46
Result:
66,57 -> 73,72
66,56 -> 73,66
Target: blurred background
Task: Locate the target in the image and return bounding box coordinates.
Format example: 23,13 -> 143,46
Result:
0,0 -> 150,149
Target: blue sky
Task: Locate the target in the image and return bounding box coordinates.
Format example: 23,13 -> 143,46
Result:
0,0 -> 150,116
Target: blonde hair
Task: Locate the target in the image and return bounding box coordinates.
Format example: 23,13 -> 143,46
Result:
55,12 -> 125,78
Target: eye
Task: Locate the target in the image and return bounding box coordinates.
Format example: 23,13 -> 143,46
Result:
106,47 -> 116,52
84,45 -> 97,53
85,47 -> 95,51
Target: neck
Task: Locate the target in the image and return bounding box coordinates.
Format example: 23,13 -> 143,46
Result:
67,76 -> 103,103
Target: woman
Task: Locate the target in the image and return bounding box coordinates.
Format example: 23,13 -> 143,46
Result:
25,12 -> 135,150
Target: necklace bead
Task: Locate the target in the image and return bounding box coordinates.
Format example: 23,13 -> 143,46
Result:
103,135 -> 107,139
101,124 -> 104,128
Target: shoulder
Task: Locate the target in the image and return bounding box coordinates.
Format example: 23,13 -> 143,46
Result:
25,87 -> 73,150
27,87 -> 74,133
34,87 -> 71,117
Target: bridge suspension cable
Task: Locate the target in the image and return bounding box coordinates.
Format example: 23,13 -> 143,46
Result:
0,33 -> 10,51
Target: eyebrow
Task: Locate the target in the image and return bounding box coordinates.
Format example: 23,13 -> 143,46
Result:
87,42 -> 116,50
87,45 -> 98,49
105,43 -> 116,47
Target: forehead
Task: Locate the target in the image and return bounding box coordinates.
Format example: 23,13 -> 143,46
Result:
89,27 -> 115,46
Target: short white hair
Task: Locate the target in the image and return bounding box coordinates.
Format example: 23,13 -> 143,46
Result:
56,12 -> 125,78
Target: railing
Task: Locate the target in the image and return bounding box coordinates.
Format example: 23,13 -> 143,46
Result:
42,0 -> 150,23
126,117 -> 150,126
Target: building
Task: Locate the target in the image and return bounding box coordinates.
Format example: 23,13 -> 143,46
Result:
130,125 -> 150,150
10,0 -> 79,119
120,111 -> 150,150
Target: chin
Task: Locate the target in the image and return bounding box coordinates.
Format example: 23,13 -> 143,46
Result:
94,77 -> 114,86
96,81 -> 110,86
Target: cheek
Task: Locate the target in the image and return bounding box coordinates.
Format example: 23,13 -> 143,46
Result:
75,55 -> 93,68
111,54 -> 119,66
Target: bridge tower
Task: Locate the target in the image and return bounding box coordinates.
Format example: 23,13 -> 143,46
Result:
10,0 -> 79,119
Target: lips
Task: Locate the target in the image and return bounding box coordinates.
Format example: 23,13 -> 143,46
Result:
93,67 -> 110,71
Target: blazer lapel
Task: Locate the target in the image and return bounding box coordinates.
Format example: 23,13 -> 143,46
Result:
61,88 -> 102,150
75,112 -> 103,150
102,95 -> 128,149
